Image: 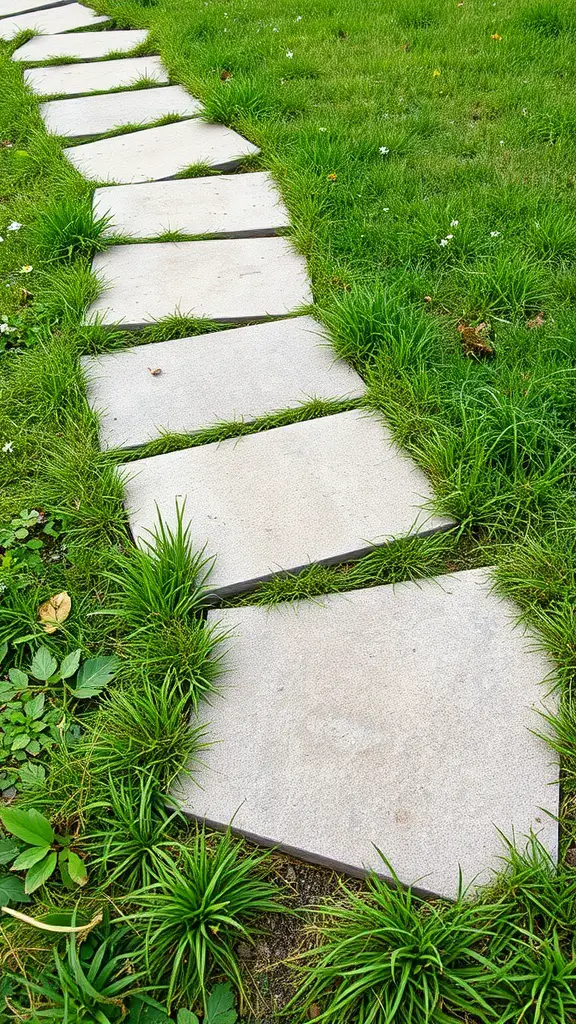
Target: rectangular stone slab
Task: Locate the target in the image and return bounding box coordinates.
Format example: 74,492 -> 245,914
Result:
93,171 -> 290,239
86,237 -> 312,327
0,0 -> 72,18
40,84 -> 200,139
121,410 -> 453,595
175,569 -> 558,899
12,28 -> 147,61
0,2 -> 107,39
64,118 -> 259,183
24,56 -> 168,98
82,316 -> 365,449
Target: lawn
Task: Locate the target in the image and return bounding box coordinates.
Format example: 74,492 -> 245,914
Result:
1,0 -> 576,1020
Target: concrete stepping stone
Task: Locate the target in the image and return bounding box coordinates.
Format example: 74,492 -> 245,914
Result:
121,410 -> 453,596
0,0 -> 72,18
12,28 -> 147,61
175,569 -> 558,899
24,56 -> 168,97
82,317 -> 364,450
40,84 -> 200,140
93,172 -> 290,240
0,2 -> 107,40
86,237 -> 312,327
64,118 -> 259,183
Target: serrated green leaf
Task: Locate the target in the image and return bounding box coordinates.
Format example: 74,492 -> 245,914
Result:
11,844 -> 50,871
0,873 -> 31,905
19,762 -> 46,789
0,839 -> 18,866
0,807 -> 54,846
11,733 -> 30,751
70,656 -> 120,699
59,649 -> 81,680
30,648 -> 58,682
8,668 -> 28,689
206,983 -> 237,1024
25,850 -> 57,894
25,693 -> 45,720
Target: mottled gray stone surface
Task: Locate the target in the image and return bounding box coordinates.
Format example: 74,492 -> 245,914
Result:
0,1 -> 107,39
93,172 -> 290,238
40,84 -> 199,138
25,56 -> 168,97
12,28 -> 147,61
64,119 -> 258,183
175,569 -> 558,898
86,237 -> 312,327
121,410 -> 453,595
82,317 -> 364,449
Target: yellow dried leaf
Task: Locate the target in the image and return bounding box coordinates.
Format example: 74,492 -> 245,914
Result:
38,592 -> 71,634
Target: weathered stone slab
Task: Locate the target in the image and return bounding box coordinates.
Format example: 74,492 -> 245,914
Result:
12,28 -> 147,61
40,84 -> 200,139
24,56 -> 168,97
86,237 -> 312,327
82,317 -> 364,450
64,118 -> 258,183
93,172 -> 290,239
0,2 -> 107,40
175,569 -> 558,899
121,410 -> 453,595
0,0 -> 72,18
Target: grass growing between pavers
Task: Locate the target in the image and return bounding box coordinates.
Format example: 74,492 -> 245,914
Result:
2,0 -> 576,1020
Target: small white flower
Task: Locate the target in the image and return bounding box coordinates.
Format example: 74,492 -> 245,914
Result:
0,323 -> 16,334
20,265 -> 33,273
499,139 -> 504,146
379,146 -> 390,155
7,221 -> 22,232
272,26 -> 279,31
450,219 -> 459,227
383,207 -> 389,212
490,231 -> 500,237
318,126 -> 327,132
295,14 -> 302,20
439,238 -> 449,247
522,107 -> 528,115
285,49 -> 293,57
446,233 -> 454,240
2,441 -> 14,454
0,237 -> 4,243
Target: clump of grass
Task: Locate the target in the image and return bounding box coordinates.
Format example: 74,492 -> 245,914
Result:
31,197 -> 112,261
297,852 -> 506,1024
103,505 -> 224,701
129,828 -> 284,1009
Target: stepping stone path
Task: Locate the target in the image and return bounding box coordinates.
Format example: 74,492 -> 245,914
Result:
25,56 -> 169,97
86,237 -> 312,326
9,0 -> 559,896
12,28 -> 146,60
93,171 -> 291,238
121,411 -> 453,596
40,84 -> 200,138
176,570 -> 557,899
0,0 -> 73,17
0,1 -> 106,39
82,317 -> 364,450
64,118 -> 259,183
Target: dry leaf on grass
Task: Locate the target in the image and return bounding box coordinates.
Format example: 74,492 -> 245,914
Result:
457,321 -> 495,359
526,311 -> 545,329
38,592 -> 71,633
148,367 -> 162,376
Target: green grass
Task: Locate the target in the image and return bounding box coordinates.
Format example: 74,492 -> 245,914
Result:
2,0 -> 576,1020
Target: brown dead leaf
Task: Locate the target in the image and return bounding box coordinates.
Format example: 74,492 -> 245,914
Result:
401,41 -> 411,52
220,69 -> 232,81
148,367 -> 162,376
19,288 -> 33,305
526,311 -> 545,329
457,321 -> 494,359
38,591 -> 71,633
329,275 -> 351,292
424,295 -> 433,303
308,1006 -> 322,1021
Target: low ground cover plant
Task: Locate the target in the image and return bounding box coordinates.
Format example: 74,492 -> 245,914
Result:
2,0 -> 576,1021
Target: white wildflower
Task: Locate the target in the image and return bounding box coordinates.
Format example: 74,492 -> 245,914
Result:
2,441 -> 14,454
450,219 -> 459,227
439,238 -> 449,247
490,231 -> 500,237
379,146 -> 390,155
286,49 -> 293,57
7,221 -> 22,232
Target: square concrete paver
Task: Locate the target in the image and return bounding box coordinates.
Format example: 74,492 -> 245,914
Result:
64,118 -> 258,183
82,316 -> 364,449
12,29 -> 147,61
40,84 -> 200,139
25,56 -> 168,97
93,172 -> 290,239
121,410 -> 453,595
0,2 -> 107,39
175,569 -> 558,899
0,0 -> 72,17
86,237 -> 312,327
